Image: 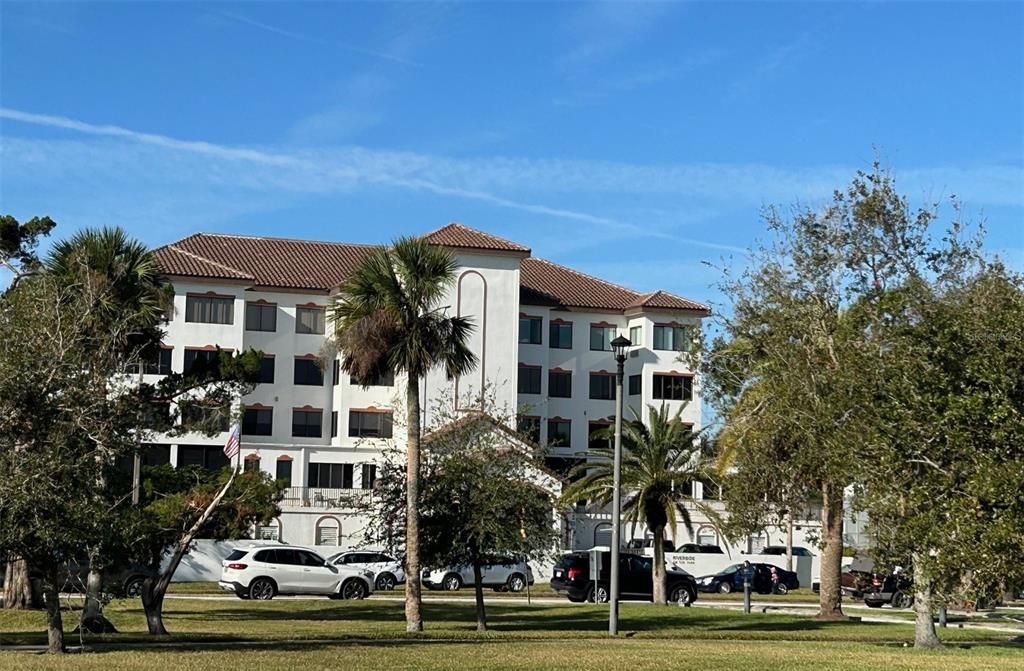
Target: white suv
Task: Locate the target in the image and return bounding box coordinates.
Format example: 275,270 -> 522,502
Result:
327,550 -> 406,591
219,545 -> 374,600
423,558 -> 534,592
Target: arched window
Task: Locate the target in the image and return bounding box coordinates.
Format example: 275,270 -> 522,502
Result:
594,522 -> 612,547
696,525 -> 719,547
315,516 -> 342,546
255,517 -> 282,542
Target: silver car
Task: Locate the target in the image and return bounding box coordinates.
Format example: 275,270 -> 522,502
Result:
327,550 -> 406,591
422,558 -> 534,592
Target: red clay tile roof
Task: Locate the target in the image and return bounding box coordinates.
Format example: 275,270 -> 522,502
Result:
626,290 -> 710,313
423,223 -> 530,254
154,233 -> 377,292
153,226 -> 707,313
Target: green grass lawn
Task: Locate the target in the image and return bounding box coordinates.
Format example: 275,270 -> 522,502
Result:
1,599 -> 1020,669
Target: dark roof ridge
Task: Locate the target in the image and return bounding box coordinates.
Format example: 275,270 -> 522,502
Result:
192,231 -> 382,249
164,245 -> 254,279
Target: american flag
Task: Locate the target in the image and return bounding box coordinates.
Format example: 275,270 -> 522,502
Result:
223,425 -> 241,459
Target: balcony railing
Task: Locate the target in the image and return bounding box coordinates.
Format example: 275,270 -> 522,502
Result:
281,487 -> 370,509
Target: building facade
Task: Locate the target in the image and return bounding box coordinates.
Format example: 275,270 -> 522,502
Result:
149,223 -> 776,554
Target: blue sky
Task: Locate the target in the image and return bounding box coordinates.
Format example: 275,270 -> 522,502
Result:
2,1 -> 1022,310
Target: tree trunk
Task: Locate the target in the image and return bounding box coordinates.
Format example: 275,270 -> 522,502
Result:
43,571 -> 64,654
912,557 -> 941,649
140,575 -> 168,636
404,373 -> 424,633
3,558 -> 38,609
79,566 -> 117,633
652,525 -> 667,605
815,481 -> 846,621
472,559 -> 487,632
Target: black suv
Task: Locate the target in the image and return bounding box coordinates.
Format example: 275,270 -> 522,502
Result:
550,551 -> 698,605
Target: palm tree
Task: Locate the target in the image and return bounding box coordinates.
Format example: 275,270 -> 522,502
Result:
46,226 -> 172,359
331,236 -> 476,632
562,403 -> 717,605
44,226 -> 171,632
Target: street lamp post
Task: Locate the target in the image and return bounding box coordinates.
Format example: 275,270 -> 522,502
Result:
609,334 -> 631,636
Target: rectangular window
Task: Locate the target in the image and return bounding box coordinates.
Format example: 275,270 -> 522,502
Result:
177,445 -> 230,471
296,306 -> 326,335
185,295 -> 234,324
350,371 -> 395,387
258,356 -> 275,384
629,325 -> 642,347
332,360 -> 340,386
275,459 -> 293,486
653,325 -> 689,352
292,409 -> 323,438
652,374 -> 693,401
294,358 -> 324,386
183,348 -> 219,374
628,374 -> 642,396
141,445 -> 171,466
589,373 -> 615,400
361,464 -> 377,490
589,325 -> 616,351
589,423 -> 611,451
126,348 -> 172,376
181,403 -> 230,432
348,411 -> 394,438
242,407 -> 273,436
549,321 -> 573,349
548,370 -> 572,398
245,302 -> 277,332
518,365 -> 541,394
331,411 -> 338,438
547,419 -> 571,448
307,462 -> 353,489
519,317 -> 542,344
517,416 -> 541,444
244,458 -> 261,473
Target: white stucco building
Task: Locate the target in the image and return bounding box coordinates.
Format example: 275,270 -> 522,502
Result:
147,223 -> 803,557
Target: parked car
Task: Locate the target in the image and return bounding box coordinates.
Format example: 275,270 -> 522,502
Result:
550,551 -> 699,605
50,561 -> 155,598
760,545 -> 814,557
697,563 -> 800,594
422,558 -> 534,592
812,565 -> 873,597
326,550 -> 405,591
218,545 -> 374,600
676,543 -> 725,554
863,571 -> 914,609
626,538 -> 676,552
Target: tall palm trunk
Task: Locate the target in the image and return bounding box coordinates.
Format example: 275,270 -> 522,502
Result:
652,525 -> 667,605
815,480 -> 846,620
912,554 -> 941,648
404,372 -> 424,632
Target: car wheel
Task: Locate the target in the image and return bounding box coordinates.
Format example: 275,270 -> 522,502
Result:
123,576 -> 145,598
775,584 -> 789,596
249,578 -> 276,601
375,573 -> 397,591
341,578 -> 369,600
892,591 -> 914,609
865,601 -> 883,608
670,585 -> 695,606
507,574 -> 527,593
718,582 -> 733,594
588,585 -> 610,603
442,574 -> 462,591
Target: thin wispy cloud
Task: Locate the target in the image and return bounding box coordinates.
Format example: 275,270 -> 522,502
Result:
3,108 -> 1020,258
216,10 -> 422,68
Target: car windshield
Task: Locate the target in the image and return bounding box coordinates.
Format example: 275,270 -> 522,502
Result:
325,552 -> 343,563
721,565 -> 739,574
